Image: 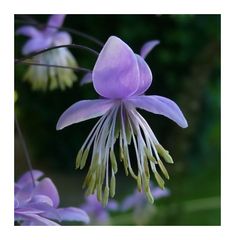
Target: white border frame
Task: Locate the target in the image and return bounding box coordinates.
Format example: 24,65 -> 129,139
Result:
1,0 -> 233,239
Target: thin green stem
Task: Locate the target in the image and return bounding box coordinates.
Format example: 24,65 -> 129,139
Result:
15,60 -> 91,73
15,117 -> 36,187
15,44 -> 99,65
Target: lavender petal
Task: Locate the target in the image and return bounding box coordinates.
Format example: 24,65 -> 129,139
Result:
140,40 -> 160,59
15,212 -> 59,226
80,72 -> 93,86
32,178 -> 60,208
56,99 -> 115,130
55,207 -> 90,224
16,170 -> 43,189
128,95 -> 188,128
93,36 -> 140,99
134,54 -> 152,95
16,26 -> 40,38
45,14 -> 66,34
151,187 -> 170,199
22,36 -> 52,55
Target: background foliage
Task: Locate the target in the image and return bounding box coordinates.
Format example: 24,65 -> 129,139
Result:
15,14 -> 220,225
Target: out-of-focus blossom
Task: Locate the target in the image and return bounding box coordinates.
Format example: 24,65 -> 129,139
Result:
121,184 -> 170,224
121,184 -> 170,211
14,170 -> 89,226
80,194 -> 118,225
140,40 -> 160,59
17,15 -> 78,91
56,36 -> 188,205
80,39 -> 159,85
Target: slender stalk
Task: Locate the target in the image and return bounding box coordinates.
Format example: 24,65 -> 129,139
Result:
15,60 -> 92,73
15,117 -> 35,187
15,44 -> 99,65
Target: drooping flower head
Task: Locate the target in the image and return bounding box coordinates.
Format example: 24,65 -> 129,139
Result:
17,15 -> 78,91
56,36 -> 188,206
15,170 -> 89,226
80,194 -> 118,225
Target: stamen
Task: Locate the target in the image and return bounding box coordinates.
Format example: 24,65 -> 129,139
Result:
77,104 -> 120,205
110,150 -> 118,173
128,118 -> 144,175
137,173 -> 142,192
120,104 -> 137,179
156,144 -> 174,164
97,183 -> 103,202
157,159 -> 170,180
76,100 -> 173,205
80,148 -> 89,170
76,113 -> 108,169
102,186 -> 109,207
124,105 -> 172,202
153,170 -> 165,189
110,174 -> 116,198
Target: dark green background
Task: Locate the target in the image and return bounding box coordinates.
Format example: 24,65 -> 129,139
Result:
15,14 -> 220,225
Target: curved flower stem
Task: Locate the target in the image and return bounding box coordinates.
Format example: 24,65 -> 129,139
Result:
15,117 -> 35,187
15,44 -> 99,65
51,25 -> 103,47
15,60 -> 92,73
15,18 -> 104,47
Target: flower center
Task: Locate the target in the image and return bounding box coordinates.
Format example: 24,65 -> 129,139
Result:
76,101 -> 174,206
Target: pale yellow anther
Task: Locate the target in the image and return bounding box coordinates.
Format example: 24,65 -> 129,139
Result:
110,175 -> 116,198
102,186 -> 110,207
137,174 -> 142,192
144,157 -> 150,179
143,174 -> 150,192
80,148 -> 89,169
85,174 -> 96,196
158,159 -> 170,180
154,171 -> 165,189
156,144 -> 174,164
144,147 -> 157,163
90,153 -> 99,171
97,184 -> 103,202
110,150 -> 118,173
75,149 -> 83,169
146,189 -> 154,204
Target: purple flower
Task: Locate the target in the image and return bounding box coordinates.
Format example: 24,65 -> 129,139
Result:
17,15 -> 78,91
56,36 -> 188,206
121,184 -> 170,211
80,194 -> 118,225
140,40 -> 160,59
80,39 -> 160,85
121,183 -> 170,224
15,170 -> 90,226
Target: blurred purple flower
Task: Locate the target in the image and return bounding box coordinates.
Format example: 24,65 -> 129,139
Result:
140,40 -> 160,59
17,15 -> 78,91
121,184 -> 170,211
80,194 -> 118,225
14,170 -> 89,226
56,36 -> 188,205
121,183 -> 170,225
80,39 -> 159,85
